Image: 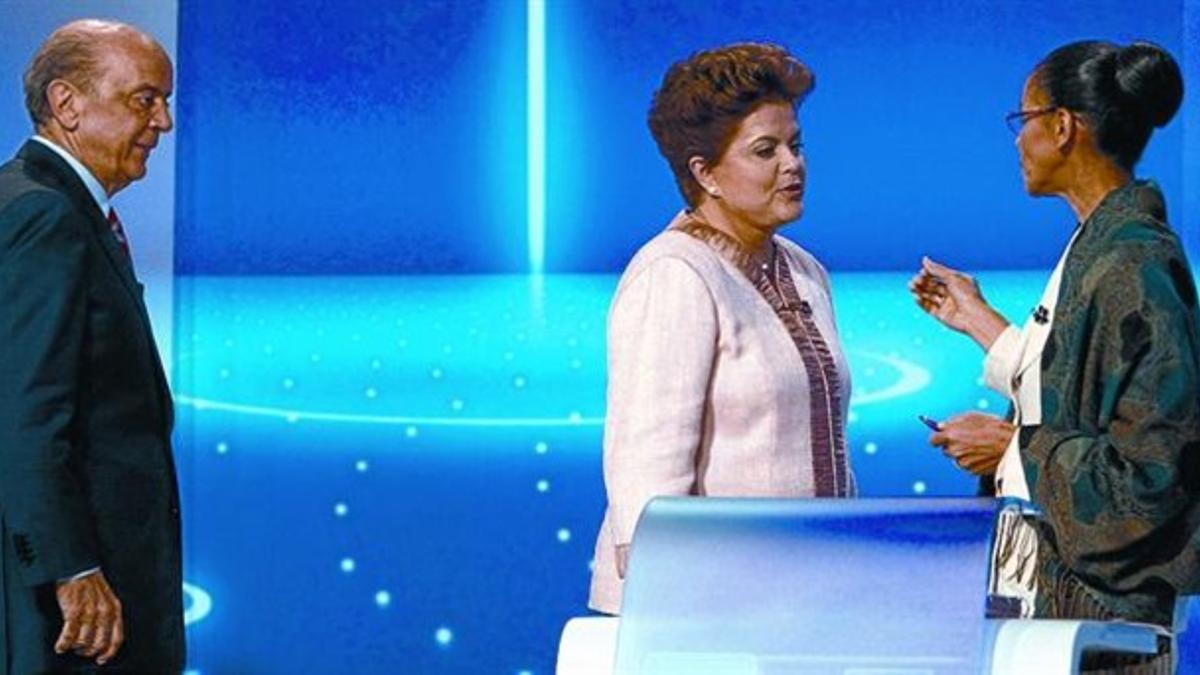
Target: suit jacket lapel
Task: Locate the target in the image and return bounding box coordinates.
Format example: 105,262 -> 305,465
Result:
18,142 -> 145,307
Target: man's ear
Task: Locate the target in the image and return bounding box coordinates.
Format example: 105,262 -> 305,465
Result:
688,155 -> 721,200
44,79 -> 83,131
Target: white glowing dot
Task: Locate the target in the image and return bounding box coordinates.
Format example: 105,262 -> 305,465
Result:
568,411 -> 582,423
442,345 -> 453,355
310,353 -> 322,363
371,359 -> 383,370
223,338 -> 234,348
216,442 -> 229,454
557,528 -> 571,543
219,368 -> 231,379
435,627 -> 453,647
536,480 -> 549,493
341,558 -> 356,573
282,378 -> 295,389
405,426 -> 419,438
864,442 -> 878,455
365,387 -> 378,399
977,398 -> 990,410
570,358 -> 583,370
566,337 -> 578,347
355,460 -> 369,473
375,590 -> 391,608
587,560 -> 595,572
848,409 -> 859,423
513,376 -> 527,388
518,670 -> 533,675
535,442 -> 548,455
976,376 -> 986,386
334,503 -> 348,517
397,338 -> 408,348
503,351 -> 515,362
450,398 -> 464,411
286,413 -> 300,423
431,368 -> 443,380
913,481 -> 928,495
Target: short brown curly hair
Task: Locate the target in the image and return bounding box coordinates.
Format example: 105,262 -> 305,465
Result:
648,42 -> 814,207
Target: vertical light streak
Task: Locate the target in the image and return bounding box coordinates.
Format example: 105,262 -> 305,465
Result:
527,0 -> 546,274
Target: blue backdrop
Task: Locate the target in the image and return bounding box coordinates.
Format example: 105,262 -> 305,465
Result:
176,0 -> 1187,275
0,0 -> 1171,673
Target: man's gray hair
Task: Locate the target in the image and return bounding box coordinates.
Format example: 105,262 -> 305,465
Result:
23,19 -> 135,127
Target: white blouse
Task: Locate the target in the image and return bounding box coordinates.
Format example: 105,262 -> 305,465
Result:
981,227 -> 1082,616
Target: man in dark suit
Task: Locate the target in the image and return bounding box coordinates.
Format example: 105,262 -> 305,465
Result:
0,19 -> 183,672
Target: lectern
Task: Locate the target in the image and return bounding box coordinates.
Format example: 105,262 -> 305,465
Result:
558,497 -> 1169,674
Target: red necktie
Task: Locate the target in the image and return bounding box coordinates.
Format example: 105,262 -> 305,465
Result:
107,207 -> 132,258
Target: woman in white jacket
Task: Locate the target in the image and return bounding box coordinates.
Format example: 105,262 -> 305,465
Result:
589,42 -> 854,615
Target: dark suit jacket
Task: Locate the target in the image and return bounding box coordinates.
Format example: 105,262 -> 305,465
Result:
0,140 -> 184,673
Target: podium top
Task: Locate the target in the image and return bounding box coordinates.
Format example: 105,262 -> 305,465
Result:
616,497 -> 1000,674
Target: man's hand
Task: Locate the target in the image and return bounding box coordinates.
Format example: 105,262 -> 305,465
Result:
930,412 -> 1015,476
54,571 -> 124,666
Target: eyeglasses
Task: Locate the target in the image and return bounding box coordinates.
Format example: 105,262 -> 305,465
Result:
1004,107 -> 1057,135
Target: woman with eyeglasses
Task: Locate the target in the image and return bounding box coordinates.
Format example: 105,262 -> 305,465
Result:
911,41 -> 1198,673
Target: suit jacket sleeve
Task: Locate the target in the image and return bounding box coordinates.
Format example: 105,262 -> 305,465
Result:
0,192 -> 99,586
1022,246 -> 1200,592
603,256 -> 717,545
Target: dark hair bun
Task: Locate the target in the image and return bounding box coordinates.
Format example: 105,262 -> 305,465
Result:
1115,41 -> 1183,128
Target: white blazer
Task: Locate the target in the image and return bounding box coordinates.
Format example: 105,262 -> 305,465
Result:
588,215 -> 853,614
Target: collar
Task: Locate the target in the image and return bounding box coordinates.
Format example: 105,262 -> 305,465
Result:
1081,179 -> 1168,234
30,135 -> 111,217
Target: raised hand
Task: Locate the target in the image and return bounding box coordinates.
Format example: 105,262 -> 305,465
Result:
909,257 -> 1010,350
